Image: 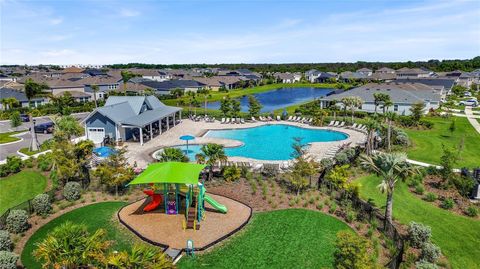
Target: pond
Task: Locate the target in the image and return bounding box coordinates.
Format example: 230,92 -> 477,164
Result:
206,87 -> 334,112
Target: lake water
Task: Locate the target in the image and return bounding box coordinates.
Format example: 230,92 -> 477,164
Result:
207,87 -> 334,112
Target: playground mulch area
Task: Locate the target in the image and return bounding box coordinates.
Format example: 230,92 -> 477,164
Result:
118,193 -> 251,250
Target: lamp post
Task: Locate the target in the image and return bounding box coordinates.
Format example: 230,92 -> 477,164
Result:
30,118 -> 39,151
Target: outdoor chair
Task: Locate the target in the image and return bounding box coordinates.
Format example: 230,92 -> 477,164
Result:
276,115 -> 281,121
338,122 -> 345,127
288,116 -> 293,121
328,120 -> 335,126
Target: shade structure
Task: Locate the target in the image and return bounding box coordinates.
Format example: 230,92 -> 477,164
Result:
179,135 -> 195,141
128,162 -> 206,186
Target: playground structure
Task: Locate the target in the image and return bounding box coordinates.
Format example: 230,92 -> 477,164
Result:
128,162 -> 227,230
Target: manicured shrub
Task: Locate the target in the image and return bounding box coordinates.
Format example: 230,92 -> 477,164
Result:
6,210 -> 29,234
36,153 -> 53,171
0,165 -> 9,177
5,156 -> 23,174
408,222 -> 431,248
334,231 -> 373,269
329,202 -> 337,214
345,210 -> 356,223
440,198 -> 454,210
316,202 -> 324,210
334,152 -> 349,165
0,251 -> 18,269
421,242 -> 441,263
32,194 -> 52,216
415,260 -> 438,269
0,230 -> 12,251
424,192 -> 437,202
415,185 -> 425,195
223,166 -> 241,182
465,206 -> 478,217
63,182 -> 82,201
23,158 -> 34,168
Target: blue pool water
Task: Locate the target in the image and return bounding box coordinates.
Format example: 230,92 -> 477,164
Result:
207,87 -> 334,112
172,125 -> 348,161
93,146 -> 116,158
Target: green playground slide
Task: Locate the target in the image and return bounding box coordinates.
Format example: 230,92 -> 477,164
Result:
204,194 -> 228,213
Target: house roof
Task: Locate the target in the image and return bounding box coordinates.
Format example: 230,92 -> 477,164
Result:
0,88 -> 44,102
339,71 -> 368,79
396,78 -> 455,91
140,80 -> 206,91
357,68 -> 372,72
376,67 -> 395,73
321,82 -> 441,104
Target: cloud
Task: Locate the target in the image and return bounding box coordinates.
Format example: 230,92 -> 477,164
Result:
48,34 -> 73,41
49,17 -> 63,25
41,49 -> 76,57
118,8 -> 140,17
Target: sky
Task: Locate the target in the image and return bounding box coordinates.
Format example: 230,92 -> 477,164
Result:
1,0 -> 479,65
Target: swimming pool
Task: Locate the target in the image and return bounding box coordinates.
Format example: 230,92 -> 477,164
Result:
93,146 -> 116,158
169,124 -> 348,161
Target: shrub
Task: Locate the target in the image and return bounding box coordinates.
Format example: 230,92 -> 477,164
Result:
6,210 -> 29,234
329,202 -> 337,214
415,260 -> 439,269
345,210 -> 356,223
424,192 -> 437,202
0,165 -> 8,177
5,156 -> 23,174
63,182 -> 82,201
334,231 -> 373,269
0,231 -> 12,251
316,202 -> 324,210
421,242 -> 441,263
408,222 -> 431,248
334,152 -> 349,165
450,175 -> 475,197
223,166 -> 241,182
465,206 -> 478,217
37,153 -> 53,171
0,251 -> 18,269
415,185 -> 425,195
23,158 -> 34,168
32,194 -> 52,216
440,198 -> 454,210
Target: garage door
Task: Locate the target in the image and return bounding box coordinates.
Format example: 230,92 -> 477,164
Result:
87,128 -> 105,143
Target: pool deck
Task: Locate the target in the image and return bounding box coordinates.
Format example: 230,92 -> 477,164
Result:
124,119 -> 366,168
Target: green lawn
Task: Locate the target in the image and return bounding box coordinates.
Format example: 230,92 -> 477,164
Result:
357,175 -> 480,269
179,209 -> 352,269
0,130 -> 26,144
163,83 -> 341,106
403,116 -> 480,168
0,171 -> 47,214
22,202 -> 133,268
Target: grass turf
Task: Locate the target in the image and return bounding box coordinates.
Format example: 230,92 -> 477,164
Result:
21,202 -> 133,268
403,116 -> 480,168
357,175 -> 480,269
0,130 -> 25,144
0,171 -> 47,214
178,209 -> 352,269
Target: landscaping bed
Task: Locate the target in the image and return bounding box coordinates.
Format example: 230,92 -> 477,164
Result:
0,130 -> 26,144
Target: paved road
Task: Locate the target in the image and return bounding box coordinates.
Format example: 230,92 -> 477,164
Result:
464,106 -> 480,134
0,112 -> 89,161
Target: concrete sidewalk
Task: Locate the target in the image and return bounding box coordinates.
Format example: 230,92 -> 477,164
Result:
464,107 -> 480,134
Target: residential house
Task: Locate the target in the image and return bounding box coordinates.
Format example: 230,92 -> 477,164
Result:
140,79 -> 206,94
339,71 -> 369,81
356,68 -> 373,77
135,69 -> 173,82
396,68 -> 433,78
315,72 -> 337,83
0,88 -> 47,109
396,78 -> 454,97
376,67 -> 395,74
319,82 -> 442,115
83,95 -> 182,145
305,69 -> 321,82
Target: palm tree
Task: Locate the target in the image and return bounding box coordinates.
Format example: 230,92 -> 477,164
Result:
341,96 -> 363,123
33,221 -> 110,268
197,143 -> 227,180
363,117 -> 380,155
52,115 -> 83,140
384,111 -> 397,151
157,147 -> 189,162
360,152 -> 419,225
382,98 -> 393,114
1,97 -> 19,110
107,244 -> 174,269
91,84 -> 99,108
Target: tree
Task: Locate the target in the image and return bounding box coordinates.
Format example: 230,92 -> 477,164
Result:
197,143 -> 227,180
341,96 -> 363,122
52,115 -> 83,140
410,102 -> 426,124
373,92 -> 389,115
360,152 -> 419,224
451,85 -> 467,96
439,144 -> 458,185
230,99 -> 241,118
384,111 -> 397,151
9,111 -> 21,131
158,147 -> 189,162
24,78 -> 49,104
107,244 -> 174,269
51,138 -> 94,185
334,231 -> 373,269
363,117 -> 380,155
50,92 -> 75,115
220,96 -> 231,117
449,118 -> 456,135
120,71 -> 137,95
33,221 -> 110,269
287,138 -> 318,193
325,164 -> 357,196
247,95 -> 262,117
93,147 -> 134,196
91,84 -> 99,108
1,97 -> 19,110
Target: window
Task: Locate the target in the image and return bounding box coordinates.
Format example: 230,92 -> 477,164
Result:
394,105 -> 398,111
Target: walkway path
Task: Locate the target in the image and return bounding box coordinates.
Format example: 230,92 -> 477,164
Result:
464,107 -> 480,134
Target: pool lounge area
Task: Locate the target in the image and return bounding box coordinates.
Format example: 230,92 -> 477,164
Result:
124,119 -> 366,169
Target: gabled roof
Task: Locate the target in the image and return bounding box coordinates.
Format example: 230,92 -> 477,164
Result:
396,78 -> 455,91
140,80 -> 206,91
105,96 -> 147,115
0,88 -> 44,102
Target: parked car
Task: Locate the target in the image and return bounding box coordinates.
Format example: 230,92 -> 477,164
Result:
459,99 -> 478,107
20,114 -> 30,122
34,122 -> 54,134
464,91 -> 472,97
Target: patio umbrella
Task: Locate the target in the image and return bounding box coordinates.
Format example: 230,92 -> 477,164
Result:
179,135 -> 195,153
282,108 -> 288,119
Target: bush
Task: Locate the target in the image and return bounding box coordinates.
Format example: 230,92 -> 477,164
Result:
329,202 -> 337,214
23,158 -> 34,168
334,231 -> 373,269
0,165 -> 8,177
6,210 -> 29,234
450,175 -> 475,197
63,182 -> 82,201
415,260 -> 439,269
36,153 -> 53,171
316,202 -> 324,210
415,185 -> 425,195
223,166 -> 241,182
440,198 -> 454,210
0,251 -> 18,269
465,206 -> 478,217
408,222 -> 431,248
345,210 -> 356,223
32,194 -> 52,216
334,152 -> 349,165
0,231 -> 12,251
424,192 -> 437,202
1,156 -> 23,176
421,242 -> 441,263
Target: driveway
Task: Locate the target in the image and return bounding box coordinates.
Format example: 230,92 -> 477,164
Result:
0,132 -> 52,160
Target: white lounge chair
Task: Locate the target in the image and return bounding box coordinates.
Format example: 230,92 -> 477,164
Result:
308,118 -> 313,124
267,116 -> 273,121
226,118 -> 231,124
328,120 -> 335,126
221,118 -> 225,124
301,117 -> 307,123
276,115 -> 281,121
350,123 -> 357,129
332,121 -> 339,127
338,122 -> 345,127
241,118 -> 245,124
287,116 -> 293,121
